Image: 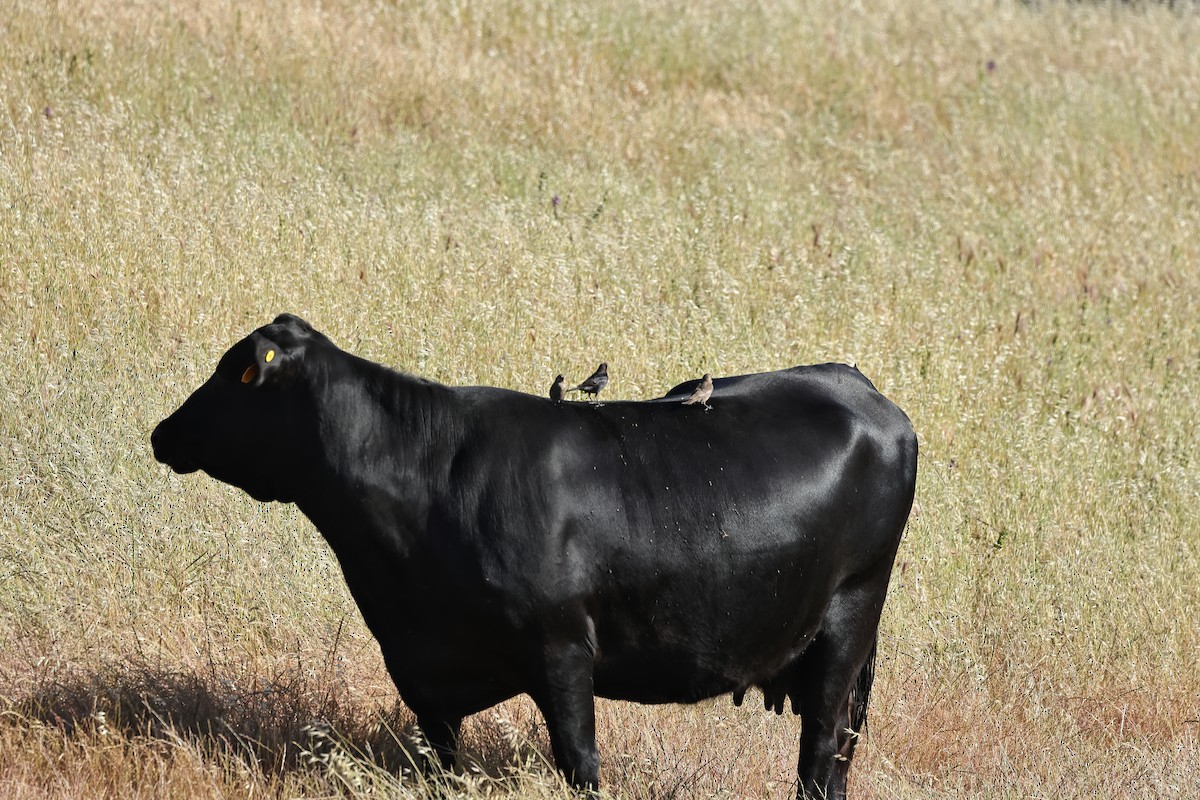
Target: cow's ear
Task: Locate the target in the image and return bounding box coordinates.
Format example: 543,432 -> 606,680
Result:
272,313 -> 314,333
239,343 -> 291,387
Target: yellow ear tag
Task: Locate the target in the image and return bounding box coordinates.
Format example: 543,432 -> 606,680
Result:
265,349 -> 275,363
241,364 -> 258,384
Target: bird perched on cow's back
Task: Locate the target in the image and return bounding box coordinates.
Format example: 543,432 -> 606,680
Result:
682,373 -> 714,410
549,374 -> 565,402
568,362 -> 608,402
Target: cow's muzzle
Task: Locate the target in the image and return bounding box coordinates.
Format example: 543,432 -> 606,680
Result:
151,419 -> 198,474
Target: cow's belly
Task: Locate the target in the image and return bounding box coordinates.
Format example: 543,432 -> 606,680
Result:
588,565 -> 831,704
590,623 -> 822,704
593,653 -> 738,703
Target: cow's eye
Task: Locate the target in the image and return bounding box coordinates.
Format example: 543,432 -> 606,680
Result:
241,364 -> 258,384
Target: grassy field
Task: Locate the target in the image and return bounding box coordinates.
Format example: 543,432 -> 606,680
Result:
2,0 -> 1199,796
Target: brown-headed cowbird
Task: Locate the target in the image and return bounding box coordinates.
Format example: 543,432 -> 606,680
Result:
568,362 -> 608,401
682,373 -> 713,410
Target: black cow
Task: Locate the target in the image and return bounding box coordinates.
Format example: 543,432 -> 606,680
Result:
151,314 -> 917,799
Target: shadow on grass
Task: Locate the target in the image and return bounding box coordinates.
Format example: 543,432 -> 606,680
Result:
9,658 -> 557,790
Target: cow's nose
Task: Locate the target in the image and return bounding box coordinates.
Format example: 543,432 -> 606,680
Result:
150,421 -> 169,463
151,418 -> 199,473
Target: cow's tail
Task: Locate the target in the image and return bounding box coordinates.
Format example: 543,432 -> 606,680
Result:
848,635 -> 877,737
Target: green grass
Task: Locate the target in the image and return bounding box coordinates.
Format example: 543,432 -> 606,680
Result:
2,0 -> 1199,796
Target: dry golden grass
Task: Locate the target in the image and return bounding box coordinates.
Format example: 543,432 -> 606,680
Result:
2,0 -> 1199,797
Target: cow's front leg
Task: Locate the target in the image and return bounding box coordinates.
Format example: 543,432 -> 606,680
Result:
531,641 -> 600,792
414,713 -> 462,774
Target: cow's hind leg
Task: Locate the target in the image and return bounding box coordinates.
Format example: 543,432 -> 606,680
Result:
794,577 -> 887,800
530,641 -> 600,793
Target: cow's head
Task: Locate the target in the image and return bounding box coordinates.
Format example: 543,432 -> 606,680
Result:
151,314 -> 328,503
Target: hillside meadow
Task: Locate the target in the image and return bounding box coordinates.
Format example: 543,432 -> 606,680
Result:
2,0 -> 1199,797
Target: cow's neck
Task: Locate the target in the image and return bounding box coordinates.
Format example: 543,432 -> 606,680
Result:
297,355 -> 459,558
